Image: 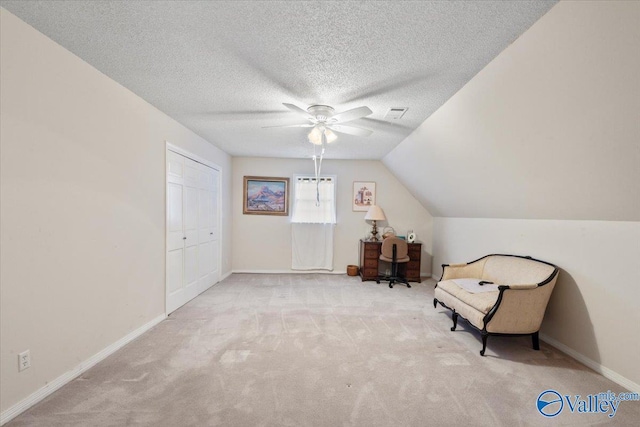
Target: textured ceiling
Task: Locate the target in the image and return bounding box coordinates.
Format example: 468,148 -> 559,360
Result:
1,1 -> 556,159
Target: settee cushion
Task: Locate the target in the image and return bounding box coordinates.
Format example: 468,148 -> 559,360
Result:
436,279 -> 499,314
450,278 -> 499,293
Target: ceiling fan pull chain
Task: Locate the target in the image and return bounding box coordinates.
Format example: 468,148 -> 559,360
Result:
313,145 -> 318,179
312,145 -> 319,206
314,132 -> 328,206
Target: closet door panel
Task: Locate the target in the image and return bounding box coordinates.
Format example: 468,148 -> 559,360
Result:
184,186 -> 199,244
184,245 -> 198,289
184,182 -> 199,299
167,151 -> 184,178
198,165 -> 217,291
211,241 -> 219,279
167,183 -> 184,251
167,251 -> 184,294
184,158 -> 199,186
209,169 -> 220,280
198,187 -> 211,245
198,241 -> 213,286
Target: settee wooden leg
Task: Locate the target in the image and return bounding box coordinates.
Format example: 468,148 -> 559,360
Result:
532,331 -> 540,350
480,333 -> 488,356
450,312 -> 458,331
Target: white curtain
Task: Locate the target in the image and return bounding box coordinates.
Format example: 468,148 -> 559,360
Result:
291,223 -> 334,270
291,178 -> 336,224
291,178 -> 335,270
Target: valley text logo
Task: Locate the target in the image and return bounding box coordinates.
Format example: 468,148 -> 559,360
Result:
537,389 -> 639,418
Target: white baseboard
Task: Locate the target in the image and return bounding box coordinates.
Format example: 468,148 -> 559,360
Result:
232,270 -> 435,279
540,333 -> 640,393
0,314 -> 166,426
219,270 -> 233,281
232,269 -> 347,275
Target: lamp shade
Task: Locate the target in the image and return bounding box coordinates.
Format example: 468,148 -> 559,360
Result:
364,205 -> 386,221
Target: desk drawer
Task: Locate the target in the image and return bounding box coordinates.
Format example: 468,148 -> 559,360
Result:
365,249 -> 379,259
363,268 -> 378,277
407,260 -> 420,270
408,249 -> 421,258
364,259 -> 378,268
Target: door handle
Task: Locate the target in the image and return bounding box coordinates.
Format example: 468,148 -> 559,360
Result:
183,237 -> 187,240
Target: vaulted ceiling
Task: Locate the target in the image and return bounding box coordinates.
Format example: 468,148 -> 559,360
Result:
1,0 -> 556,159
384,1 -> 640,220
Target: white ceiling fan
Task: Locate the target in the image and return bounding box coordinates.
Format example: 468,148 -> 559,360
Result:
264,103 -> 374,144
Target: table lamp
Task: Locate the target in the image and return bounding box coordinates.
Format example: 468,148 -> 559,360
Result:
364,205 -> 386,241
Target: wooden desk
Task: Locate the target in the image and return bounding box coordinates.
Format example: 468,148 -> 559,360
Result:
359,239 -> 422,282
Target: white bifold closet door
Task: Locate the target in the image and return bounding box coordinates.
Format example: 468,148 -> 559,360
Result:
166,150 -> 220,314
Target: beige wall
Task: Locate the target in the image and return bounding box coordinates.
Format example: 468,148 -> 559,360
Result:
232,157 -> 433,274
383,1 -> 640,391
433,218 -> 640,391
0,9 -> 232,412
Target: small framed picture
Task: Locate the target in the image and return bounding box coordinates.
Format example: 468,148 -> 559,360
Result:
353,181 -> 376,211
243,176 -> 289,216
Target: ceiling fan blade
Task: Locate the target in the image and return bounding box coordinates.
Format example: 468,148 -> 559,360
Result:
328,124 -> 373,137
282,103 -> 314,119
262,123 -> 315,129
331,106 -> 373,123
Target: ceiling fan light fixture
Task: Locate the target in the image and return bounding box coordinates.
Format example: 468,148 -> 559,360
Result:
324,128 -> 337,143
308,126 -> 337,145
308,126 -> 323,145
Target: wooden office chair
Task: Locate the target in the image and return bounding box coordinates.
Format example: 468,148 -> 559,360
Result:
376,237 -> 411,288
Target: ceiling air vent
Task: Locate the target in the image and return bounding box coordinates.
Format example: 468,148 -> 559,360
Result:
384,108 -> 408,120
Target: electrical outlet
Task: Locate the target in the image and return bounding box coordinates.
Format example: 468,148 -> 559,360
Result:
18,350 -> 31,372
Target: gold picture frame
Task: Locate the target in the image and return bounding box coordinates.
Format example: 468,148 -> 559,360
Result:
243,176 -> 289,216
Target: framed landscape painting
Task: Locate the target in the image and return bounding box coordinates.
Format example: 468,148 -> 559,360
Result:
353,181 -> 376,211
243,176 -> 289,216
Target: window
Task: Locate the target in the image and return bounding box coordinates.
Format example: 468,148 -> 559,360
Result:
291,176 -> 336,224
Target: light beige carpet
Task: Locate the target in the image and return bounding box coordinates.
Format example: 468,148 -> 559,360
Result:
8,274 -> 639,426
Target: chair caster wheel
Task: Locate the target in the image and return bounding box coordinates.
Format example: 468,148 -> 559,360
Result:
389,284 -> 393,288
407,284 -> 411,288
376,280 -> 380,284
480,349 -> 486,356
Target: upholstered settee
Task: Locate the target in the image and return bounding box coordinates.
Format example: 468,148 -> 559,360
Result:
433,254 -> 559,356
